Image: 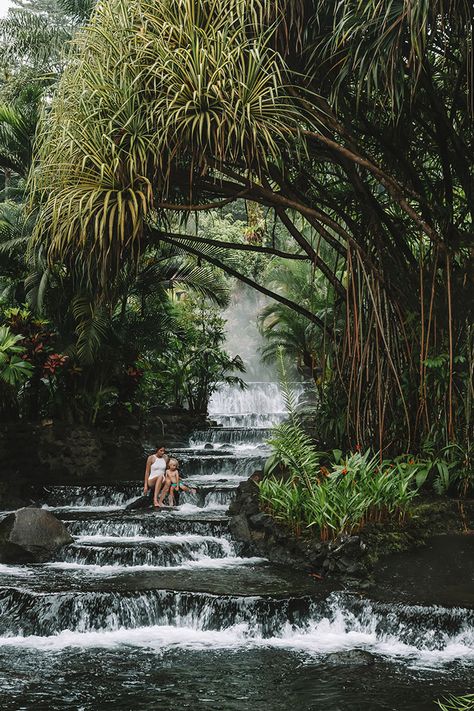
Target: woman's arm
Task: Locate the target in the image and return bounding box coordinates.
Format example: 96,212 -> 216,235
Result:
143,456 -> 152,494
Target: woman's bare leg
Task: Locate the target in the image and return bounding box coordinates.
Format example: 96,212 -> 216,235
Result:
156,481 -> 170,507
150,477 -> 164,506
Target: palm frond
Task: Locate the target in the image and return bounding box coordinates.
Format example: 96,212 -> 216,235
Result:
72,294 -> 110,364
30,0 -> 308,283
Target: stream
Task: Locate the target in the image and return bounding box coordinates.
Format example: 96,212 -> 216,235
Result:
0,383 -> 472,710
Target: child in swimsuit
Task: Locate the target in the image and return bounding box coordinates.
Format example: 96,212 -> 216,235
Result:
156,458 -> 196,507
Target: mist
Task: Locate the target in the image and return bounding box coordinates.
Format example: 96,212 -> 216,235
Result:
222,282 -> 277,383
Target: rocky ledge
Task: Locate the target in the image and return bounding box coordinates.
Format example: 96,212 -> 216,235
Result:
229,473 -> 474,581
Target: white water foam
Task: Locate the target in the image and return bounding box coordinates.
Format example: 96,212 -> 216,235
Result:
45,556 -> 265,573
0,616 -> 472,668
172,503 -> 229,515
189,442 -> 270,453
42,504 -> 126,513
209,382 -> 295,420
186,474 -> 247,484
75,534 -> 231,547
0,563 -> 32,576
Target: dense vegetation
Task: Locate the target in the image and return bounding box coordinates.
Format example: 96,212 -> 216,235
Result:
260,354 -> 470,541
0,0 -> 251,423
0,1 -> 472,492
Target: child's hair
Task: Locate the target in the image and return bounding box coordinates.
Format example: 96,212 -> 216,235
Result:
168,458 -> 179,467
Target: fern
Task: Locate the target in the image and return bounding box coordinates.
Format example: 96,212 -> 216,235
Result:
268,347 -> 320,492
72,295 -> 110,365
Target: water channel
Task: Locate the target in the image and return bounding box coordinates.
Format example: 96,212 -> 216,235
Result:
0,383 -> 472,710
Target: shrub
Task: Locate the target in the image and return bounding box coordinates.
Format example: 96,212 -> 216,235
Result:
259,349 -> 419,540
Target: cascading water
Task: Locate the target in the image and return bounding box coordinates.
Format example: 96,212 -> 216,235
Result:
0,381 -> 472,710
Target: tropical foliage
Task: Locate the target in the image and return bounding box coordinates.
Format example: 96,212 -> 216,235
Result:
0,324 -> 33,386
138,296 -> 245,414
24,0 -> 472,460
260,362 -> 419,540
0,0 -> 246,425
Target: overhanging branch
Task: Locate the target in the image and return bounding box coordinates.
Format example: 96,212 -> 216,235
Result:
151,229 -> 333,336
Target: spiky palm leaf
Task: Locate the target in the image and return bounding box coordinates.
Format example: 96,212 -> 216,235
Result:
31,0 -> 307,282
312,0 -> 474,113
0,8 -> 72,70
71,294 -> 110,365
0,90 -> 41,179
134,256 -> 229,307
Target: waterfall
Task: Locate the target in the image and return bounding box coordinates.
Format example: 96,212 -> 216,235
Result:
0,378 -> 472,709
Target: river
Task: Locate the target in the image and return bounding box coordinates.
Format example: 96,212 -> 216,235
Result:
0,383 -> 472,710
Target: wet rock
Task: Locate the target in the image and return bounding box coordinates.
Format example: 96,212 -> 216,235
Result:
325,650 -> 375,667
227,499 -> 241,516
124,493 -> 153,511
0,507 -> 73,563
229,513 -> 252,543
249,512 -> 272,528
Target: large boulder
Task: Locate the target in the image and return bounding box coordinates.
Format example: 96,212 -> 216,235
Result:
0,507 -> 73,563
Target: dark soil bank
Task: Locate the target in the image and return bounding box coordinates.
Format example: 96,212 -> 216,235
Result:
229,475 -> 474,581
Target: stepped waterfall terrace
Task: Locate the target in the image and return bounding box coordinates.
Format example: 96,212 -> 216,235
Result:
0,383 -> 472,710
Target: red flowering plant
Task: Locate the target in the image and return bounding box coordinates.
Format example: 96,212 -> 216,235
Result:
43,354 -> 69,376
1,307 -> 73,418
3,308 -> 56,371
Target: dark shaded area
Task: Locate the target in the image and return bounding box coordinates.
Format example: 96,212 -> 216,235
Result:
372,534 -> 474,608
0,646 -> 471,711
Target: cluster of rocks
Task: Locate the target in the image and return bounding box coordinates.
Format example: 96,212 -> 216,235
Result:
229,475 -> 368,579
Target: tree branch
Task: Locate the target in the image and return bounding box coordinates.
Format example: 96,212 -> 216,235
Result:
151,229 -> 333,336
151,229 -> 309,260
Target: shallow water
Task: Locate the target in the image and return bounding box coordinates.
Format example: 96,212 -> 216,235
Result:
0,645 -> 472,711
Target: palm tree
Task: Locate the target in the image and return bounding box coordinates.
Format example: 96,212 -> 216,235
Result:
29,0 -> 473,451
0,85 -> 42,199
259,260 -> 339,381
0,0 -> 93,73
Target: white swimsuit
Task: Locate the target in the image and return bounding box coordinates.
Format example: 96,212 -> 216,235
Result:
148,456 -> 166,481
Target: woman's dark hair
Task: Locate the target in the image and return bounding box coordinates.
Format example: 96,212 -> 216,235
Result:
155,445 -> 165,451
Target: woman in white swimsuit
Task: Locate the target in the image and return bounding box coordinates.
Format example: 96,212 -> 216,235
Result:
143,446 -> 169,498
